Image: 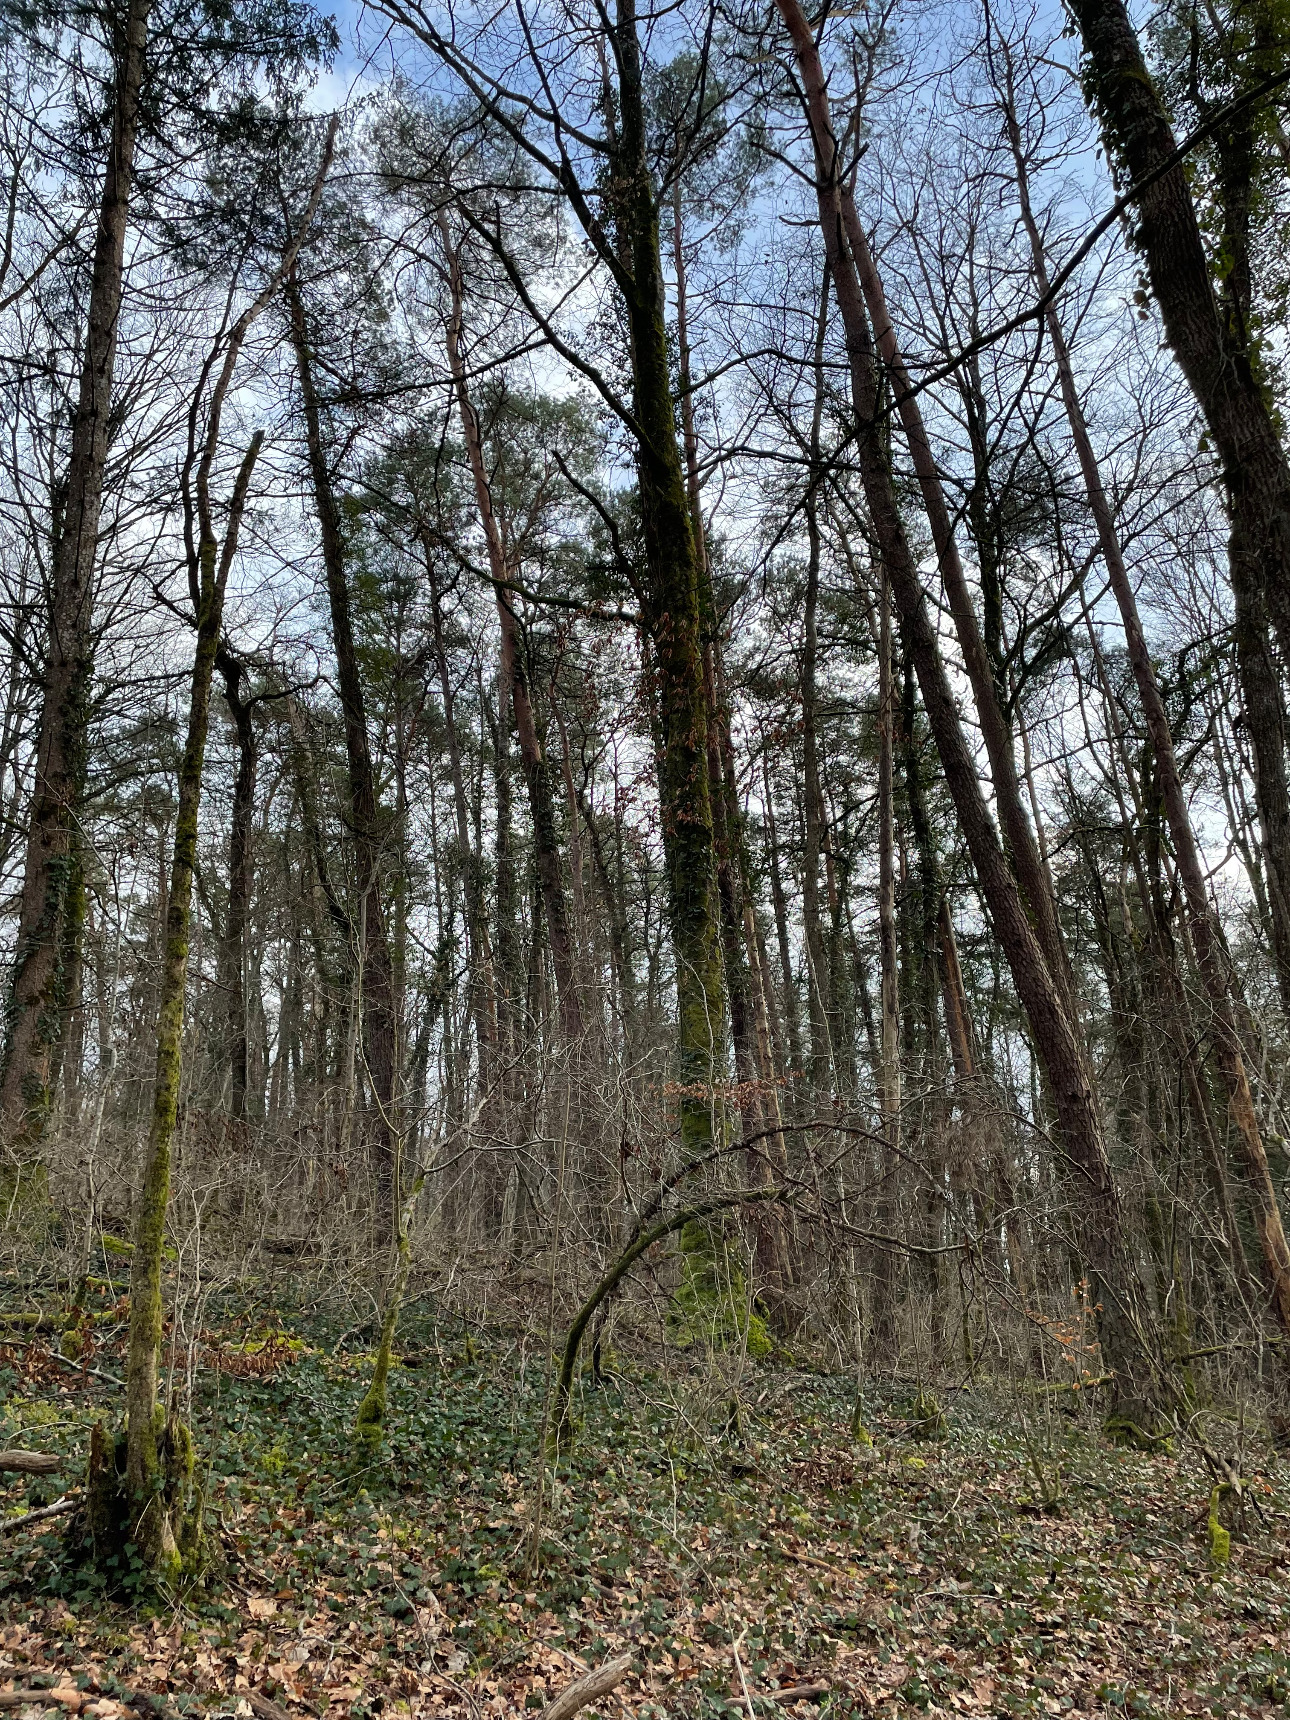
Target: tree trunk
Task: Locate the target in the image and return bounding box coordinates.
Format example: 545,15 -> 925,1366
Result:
836,184 -> 1076,1019
1000,66 -> 1290,1340
764,757 -> 806,1094
125,433 -> 262,1579
612,0 -> 725,1156
217,652 -> 256,1120
1065,0 -> 1290,1020
775,0 -> 1149,1404
0,0 -> 151,1157
421,533 -> 499,1070
874,565 -> 902,1354
285,269 -> 400,1239
801,279 -> 833,1097
437,213 -> 582,1042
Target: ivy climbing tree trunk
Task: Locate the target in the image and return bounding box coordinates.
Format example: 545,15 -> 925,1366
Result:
0,0 -> 151,1161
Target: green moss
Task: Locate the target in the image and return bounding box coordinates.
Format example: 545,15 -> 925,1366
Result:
1103,1410 -> 1172,1452
354,1368 -> 389,1453
669,1218 -> 771,1357
905,1390 -> 945,1441
848,1384 -> 875,1448
1208,1484 -> 1232,1568
80,1413 -> 204,1593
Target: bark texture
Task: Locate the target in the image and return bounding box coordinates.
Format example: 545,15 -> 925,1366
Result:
0,0 -> 152,1157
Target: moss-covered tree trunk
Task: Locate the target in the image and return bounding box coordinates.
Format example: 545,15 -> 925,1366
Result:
0,0 -> 151,1159
125,433 -> 263,1580
612,0 -> 725,1157
116,129 -> 334,1579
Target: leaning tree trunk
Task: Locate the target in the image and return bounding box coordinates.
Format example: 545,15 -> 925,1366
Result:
0,0 -> 152,1161
776,0 -> 1151,1409
1000,73 -> 1290,1339
1064,0 -> 1290,1021
837,187 -> 1077,1021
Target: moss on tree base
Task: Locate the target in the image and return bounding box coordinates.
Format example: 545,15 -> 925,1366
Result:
76,1412 -> 205,1592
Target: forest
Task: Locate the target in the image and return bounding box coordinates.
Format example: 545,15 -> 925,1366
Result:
1,0 -> 1290,1709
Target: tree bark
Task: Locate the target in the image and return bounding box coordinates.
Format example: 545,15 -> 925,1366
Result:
0,0 -> 152,1157
874,564 -> 902,1352
437,213 -> 582,1042
421,533 -> 499,1071
126,432 -> 263,1578
285,268 -> 400,1237
831,180 -> 1077,1019
612,0 -> 725,1156
1065,0 -> 1290,1021
217,651 -> 256,1120
999,61 -> 1290,1339
775,0 -> 1149,1402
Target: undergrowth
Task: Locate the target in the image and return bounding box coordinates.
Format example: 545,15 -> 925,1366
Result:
0,1292 -> 1287,1718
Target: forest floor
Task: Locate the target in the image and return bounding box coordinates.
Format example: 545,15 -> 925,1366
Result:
0,1292 -> 1288,1720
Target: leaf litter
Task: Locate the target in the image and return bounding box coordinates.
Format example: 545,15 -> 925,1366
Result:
0,1304 -> 1286,1720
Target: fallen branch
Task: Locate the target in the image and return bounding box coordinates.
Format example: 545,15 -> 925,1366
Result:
541,1652 -> 633,1720
0,1496 -> 78,1533
0,1450 -> 60,1475
0,1692 -> 84,1710
770,1685 -> 830,1704
247,1693 -> 293,1720
45,1351 -> 124,1388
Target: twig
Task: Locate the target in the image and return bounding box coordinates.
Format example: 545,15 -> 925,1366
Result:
731,1632 -> 757,1720
0,1495 -> 78,1533
246,1694 -> 293,1720
0,1691 -> 85,1710
45,1350 -> 124,1388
